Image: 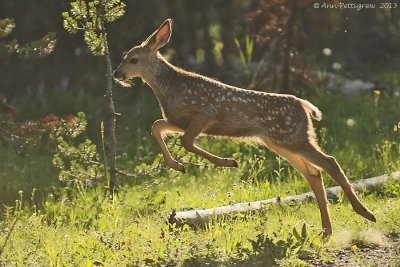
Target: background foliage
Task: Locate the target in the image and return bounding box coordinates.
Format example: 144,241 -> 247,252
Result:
1,0 -> 399,99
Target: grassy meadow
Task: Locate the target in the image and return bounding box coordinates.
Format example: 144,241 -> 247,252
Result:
1,88 -> 400,266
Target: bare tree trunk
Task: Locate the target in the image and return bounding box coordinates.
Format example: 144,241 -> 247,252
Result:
103,33 -> 117,195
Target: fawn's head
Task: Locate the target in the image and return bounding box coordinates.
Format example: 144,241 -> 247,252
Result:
113,19 -> 172,87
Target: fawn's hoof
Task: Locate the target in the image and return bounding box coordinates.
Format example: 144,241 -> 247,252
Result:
175,163 -> 186,173
369,213 -> 377,222
168,160 -> 186,173
220,158 -> 238,168
322,228 -> 333,239
356,206 -> 376,222
365,207 -> 377,222
180,166 -> 186,173
174,165 -> 185,173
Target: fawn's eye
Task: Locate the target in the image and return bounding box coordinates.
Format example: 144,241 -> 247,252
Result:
130,58 -> 139,64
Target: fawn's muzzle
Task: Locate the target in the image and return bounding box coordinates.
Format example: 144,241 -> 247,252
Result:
113,70 -> 126,81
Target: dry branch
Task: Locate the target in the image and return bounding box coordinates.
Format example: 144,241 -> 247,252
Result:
169,171 -> 400,226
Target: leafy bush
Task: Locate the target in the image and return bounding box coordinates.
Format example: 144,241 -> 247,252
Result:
52,112 -> 105,194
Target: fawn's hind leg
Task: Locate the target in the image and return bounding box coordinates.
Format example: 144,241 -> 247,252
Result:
264,139 -> 333,236
151,119 -> 185,172
182,114 -> 238,167
300,143 -> 376,222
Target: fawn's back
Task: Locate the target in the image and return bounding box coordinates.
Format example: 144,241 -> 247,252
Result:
152,59 -> 311,147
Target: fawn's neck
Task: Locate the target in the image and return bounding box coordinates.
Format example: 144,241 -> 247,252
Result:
140,52 -> 186,117
141,52 -> 178,100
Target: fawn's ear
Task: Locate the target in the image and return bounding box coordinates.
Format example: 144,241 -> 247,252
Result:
142,19 -> 172,52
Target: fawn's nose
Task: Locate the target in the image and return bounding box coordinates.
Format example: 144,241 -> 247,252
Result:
113,70 -> 126,81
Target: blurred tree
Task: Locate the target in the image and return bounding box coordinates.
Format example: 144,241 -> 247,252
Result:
63,0 -> 126,195
0,0 -> 399,112
0,17 -> 55,146
246,0 -> 320,95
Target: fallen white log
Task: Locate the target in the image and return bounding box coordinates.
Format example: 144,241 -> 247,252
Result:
169,171 -> 400,226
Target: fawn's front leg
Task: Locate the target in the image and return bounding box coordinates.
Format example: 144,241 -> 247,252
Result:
151,119 -> 186,172
182,114 -> 238,167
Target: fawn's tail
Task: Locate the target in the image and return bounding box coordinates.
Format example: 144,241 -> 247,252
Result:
300,99 -> 322,121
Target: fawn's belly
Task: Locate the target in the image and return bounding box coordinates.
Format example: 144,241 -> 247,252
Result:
165,110 -> 259,137
204,126 -> 256,137
204,117 -> 262,137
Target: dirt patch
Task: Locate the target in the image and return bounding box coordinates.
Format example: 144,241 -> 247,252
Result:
310,233 -> 400,267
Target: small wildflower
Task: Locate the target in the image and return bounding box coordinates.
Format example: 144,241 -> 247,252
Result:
86,180 -> 93,188
18,190 -> 23,195
373,89 -> 381,95
322,48 -> 332,56
204,233 -> 212,240
346,118 -> 355,127
100,121 -> 105,138
332,62 -> 342,71
394,125 -> 398,132
215,229 -> 222,236
351,244 -> 358,252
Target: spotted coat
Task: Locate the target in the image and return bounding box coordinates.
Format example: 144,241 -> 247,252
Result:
141,53 -> 320,148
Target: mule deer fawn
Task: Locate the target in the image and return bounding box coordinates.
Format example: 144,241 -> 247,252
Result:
113,19 -> 376,236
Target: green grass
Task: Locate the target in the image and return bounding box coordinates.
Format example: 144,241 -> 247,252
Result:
0,92 -> 400,266
1,180 -> 400,266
